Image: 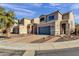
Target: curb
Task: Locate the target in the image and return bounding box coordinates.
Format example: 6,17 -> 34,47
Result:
0,39 -> 79,50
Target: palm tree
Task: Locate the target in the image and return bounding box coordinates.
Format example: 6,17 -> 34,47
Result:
3,11 -> 15,37
0,7 -> 6,33
0,7 -> 15,37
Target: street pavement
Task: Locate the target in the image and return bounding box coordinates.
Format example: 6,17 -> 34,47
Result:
0,47 -> 79,56
35,47 -> 79,56
0,49 -> 25,56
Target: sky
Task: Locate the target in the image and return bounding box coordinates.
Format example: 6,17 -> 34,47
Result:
0,3 -> 79,23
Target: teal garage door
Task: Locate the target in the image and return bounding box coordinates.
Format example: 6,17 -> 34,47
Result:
38,26 -> 50,35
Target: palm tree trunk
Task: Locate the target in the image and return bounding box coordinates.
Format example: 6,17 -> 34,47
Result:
6,28 -> 11,38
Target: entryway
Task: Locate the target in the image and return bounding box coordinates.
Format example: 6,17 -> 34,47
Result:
61,23 -> 66,34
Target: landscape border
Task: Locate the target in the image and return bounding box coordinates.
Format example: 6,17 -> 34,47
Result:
0,39 -> 79,50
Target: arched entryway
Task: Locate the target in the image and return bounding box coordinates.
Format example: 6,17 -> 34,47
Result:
27,25 -> 30,34
61,23 -> 66,34
27,23 -> 37,34
32,24 -> 37,34
13,26 -> 19,34
60,22 -> 70,35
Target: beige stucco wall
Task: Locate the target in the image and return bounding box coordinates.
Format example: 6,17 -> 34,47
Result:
37,11 -> 64,35
54,12 -> 62,35
24,19 -> 31,26
15,11 -> 75,35
62,14 -> 69,19
68,12 -> 75,33
19,25 -> 28,34
19,19 -> 31,34
62,12 -> 75,34
11,19 -> 18,33
33,18 -> 40,24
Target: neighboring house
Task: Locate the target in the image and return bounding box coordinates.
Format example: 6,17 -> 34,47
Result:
11,19 -> 19,33
13,18 -> 32,34
13,11 -> 75,35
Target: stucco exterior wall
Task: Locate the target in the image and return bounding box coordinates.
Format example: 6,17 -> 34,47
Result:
33,18 -> 40,24
69,12 -> 75,33
54,12 -> 62,35
18,19 -> 31,34
11,20 -> 18,33
19,25 -> 28,34
24,19 -> 31,26
13,11 -> 75,35
62,14 -> 69,19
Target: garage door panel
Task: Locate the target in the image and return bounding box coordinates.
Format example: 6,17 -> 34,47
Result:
38,26 -> 50,35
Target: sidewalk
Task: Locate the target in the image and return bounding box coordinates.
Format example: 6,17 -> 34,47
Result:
0,39 -> 79,50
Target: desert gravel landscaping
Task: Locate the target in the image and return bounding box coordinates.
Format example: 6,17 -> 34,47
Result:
0,34 -> 79,56
0,34 -> 79,43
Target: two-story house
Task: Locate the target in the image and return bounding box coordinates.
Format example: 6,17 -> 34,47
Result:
13,11 -> 75,35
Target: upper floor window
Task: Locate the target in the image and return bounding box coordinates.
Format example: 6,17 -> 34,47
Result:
40,18 -> 44,22
48,15 -> 54,21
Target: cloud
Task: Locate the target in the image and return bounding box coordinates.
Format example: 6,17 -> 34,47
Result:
49,3 -> 60,6
70,4 -> 79,10
15,11 -> 34,16
14,11 -> 34,19
74,14 -> 79,23
75,14 -> 79,20
0,4 -> 36,18
43,3 -> 61,9
70,4 -> 79,23
12,7 -> 35,14
31,3 -> 43,7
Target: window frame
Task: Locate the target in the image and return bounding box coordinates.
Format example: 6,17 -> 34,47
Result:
40,17 -> 45,22
48,15 -> 55,21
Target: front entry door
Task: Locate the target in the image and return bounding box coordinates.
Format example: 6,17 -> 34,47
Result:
61,23 -> 66,34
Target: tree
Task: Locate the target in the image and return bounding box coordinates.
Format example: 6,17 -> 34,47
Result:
4,11 -> 15,37
0,7 -> 16,38
0,7 -> 6,30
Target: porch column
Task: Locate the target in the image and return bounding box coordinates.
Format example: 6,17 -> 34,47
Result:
66,23 -> 70,35
37,26 -> 39,34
